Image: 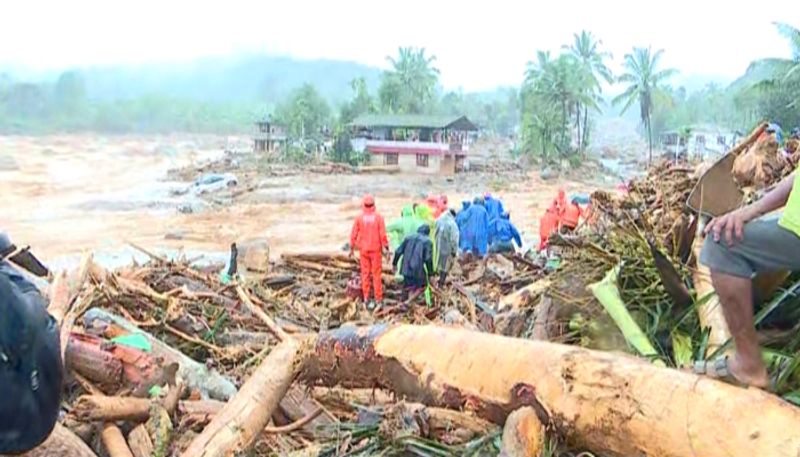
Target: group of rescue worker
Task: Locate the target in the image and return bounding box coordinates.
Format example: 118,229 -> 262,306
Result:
349,192 -> 523,309
538,189 -> 586,251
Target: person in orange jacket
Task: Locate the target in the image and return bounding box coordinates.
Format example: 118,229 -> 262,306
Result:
539,200 -> 560,251
561,198 -> 582,233
555,189 -> 567,219
350,194 -> 389,309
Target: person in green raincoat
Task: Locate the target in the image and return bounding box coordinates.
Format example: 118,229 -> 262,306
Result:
386,205 -> 421,252
415,203 -> 437,272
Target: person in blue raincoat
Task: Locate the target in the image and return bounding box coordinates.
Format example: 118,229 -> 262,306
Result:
456,200 -> 471,253
489,212 -> 523,253
483,192 -> 505,223
462,197 -> 489,258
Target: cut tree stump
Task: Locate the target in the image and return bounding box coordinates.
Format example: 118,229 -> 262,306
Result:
500,407 -> 545,457
300,324 -> 800,457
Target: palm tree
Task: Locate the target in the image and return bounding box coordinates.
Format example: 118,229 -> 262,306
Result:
380,47 -> 440,113
613,47 -> 677,163
564,31 -> 613,151
524,54 -> 589,157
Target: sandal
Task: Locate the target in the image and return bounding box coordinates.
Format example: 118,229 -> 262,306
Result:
692,357 -> 748,388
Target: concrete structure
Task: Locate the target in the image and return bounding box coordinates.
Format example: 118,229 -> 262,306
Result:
350,114 -> 478,175
253,117 -> 288,153
660,124 -> 739,162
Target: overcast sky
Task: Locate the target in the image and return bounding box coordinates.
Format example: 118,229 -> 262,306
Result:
0,0 -> 795,91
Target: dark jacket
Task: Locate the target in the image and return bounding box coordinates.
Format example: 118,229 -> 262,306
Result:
0,262 -> 63,454
393,225 -> 434,281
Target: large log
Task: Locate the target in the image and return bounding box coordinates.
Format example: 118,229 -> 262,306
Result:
300,324 -> 800,457
181,339 -> 306,457
5,424 -> 97,457
83,308 -> 237,400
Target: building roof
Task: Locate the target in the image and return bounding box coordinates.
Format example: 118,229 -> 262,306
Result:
350,114 -> 478,131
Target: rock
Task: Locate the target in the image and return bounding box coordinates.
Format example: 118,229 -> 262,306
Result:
539,167 -> 558,181
238,238 -> 270,273
164,230 -> 188,240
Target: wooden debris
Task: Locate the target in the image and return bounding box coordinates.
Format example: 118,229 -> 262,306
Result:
182,339 -> 306,457
101,424 -> 135,457
500,407 -> 545,457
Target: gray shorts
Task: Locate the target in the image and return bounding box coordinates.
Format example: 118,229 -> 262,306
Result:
700,214 -> 800,278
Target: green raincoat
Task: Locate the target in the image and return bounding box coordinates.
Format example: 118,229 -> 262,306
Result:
386,205 -> 421,251
415,204 -> 437,272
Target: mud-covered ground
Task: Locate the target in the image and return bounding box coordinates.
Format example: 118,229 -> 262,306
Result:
0,134 -> 611,270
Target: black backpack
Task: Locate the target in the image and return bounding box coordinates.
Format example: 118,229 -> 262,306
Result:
0,265 -> 63,454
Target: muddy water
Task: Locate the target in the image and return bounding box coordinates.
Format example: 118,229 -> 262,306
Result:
0,135 -> 596,269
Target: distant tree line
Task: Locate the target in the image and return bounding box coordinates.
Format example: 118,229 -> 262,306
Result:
1,23 -> 797,167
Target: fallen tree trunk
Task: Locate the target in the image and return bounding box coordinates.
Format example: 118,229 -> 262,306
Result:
181,339 -> 306,457
102,424 -> 135,457
300,324 -> 800,457
83,308 -> 237,400
692,234 -> 731,356
5,424 -> 97,457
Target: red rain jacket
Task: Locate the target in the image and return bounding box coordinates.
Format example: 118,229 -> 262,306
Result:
350,205 -> 388,253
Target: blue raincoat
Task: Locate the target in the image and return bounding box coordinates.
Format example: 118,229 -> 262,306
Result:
456,201 -> 471,251
462,200 -> 489,256
489,213 -> 522,253
484,196 -> 505,223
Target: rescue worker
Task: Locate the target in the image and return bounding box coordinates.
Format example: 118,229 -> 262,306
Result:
555,189 -> 568,220
349,195 -> 389,309
393,225 -> 434,302
484,192 -> 505,222
0,233 -> 63,453
539,200 -> 560,251
434,208 -> 459,287
414,203 -> 437,270
386,204 -> 420,251
561,198 -> 582,233
436,194 -> 450,219
462,197 -> 490,259
456,200 -> 471,253
489,212 -> 522,253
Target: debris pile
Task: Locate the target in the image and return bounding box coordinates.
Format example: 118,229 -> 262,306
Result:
27,133 -> 800,457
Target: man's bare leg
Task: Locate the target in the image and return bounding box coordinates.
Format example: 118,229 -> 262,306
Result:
710,270 -> 769,388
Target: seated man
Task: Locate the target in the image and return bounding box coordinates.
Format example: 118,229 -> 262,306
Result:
489,212 -> 522,254
393,225 -> 434,302
699,173 -> 800,388
0,233 -> 63,453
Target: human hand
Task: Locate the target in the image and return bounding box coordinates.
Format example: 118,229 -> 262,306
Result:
704,206 -> 758,246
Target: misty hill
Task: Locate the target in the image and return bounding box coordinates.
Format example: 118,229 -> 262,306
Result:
13,54 -> 384,106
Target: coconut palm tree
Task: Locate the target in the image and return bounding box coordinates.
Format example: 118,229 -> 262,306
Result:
564,31 -> 613,151
379,47 -> 440,114
613,47 -> 677,163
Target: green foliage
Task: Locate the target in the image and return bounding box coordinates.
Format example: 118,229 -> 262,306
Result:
613,47 -> 678,162
339,77 -> 376,125
378,47 -> 440,114
274,83 -> 331,139
520,32 -> 612,166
